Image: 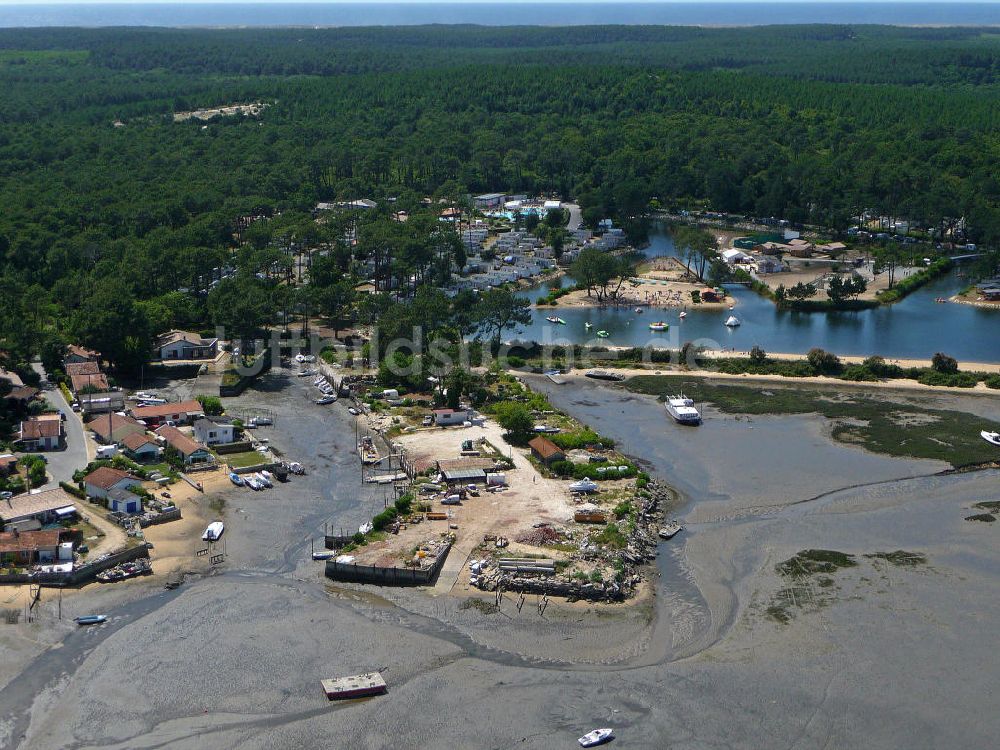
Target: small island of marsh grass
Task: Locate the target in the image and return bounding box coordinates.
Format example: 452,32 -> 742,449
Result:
624,375 -> 1000,468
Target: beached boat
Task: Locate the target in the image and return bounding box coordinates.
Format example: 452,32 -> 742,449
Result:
578,728 -> 614,747
229,472 -> 244,487
74,614 -> 107,625
533,424 -> 561,433
569,478 -> 599,493
648,321 -> 669,331
665,395 -> 701,424
659,521 -> 683,539
359,521 -> 373,534
202,521 -> 225,541
312,550 -> 335,561
315,395 -> 336,405
321,672 -> 387,700
724,315 -> 741,327
585,370 -> 625,382
981,430 -> 1000,446
254,472 -> 272,488
596,330 -> 610,338
96,558 -> 152,583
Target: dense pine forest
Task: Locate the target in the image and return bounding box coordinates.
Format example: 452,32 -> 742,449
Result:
1,25 -> 998,380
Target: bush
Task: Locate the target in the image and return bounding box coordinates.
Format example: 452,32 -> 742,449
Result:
196,395 -> 224,416
394,494 -> 413,515
371,507 -> 399,531
549,460 -> 575,477
550,429 -> 614,451
931,352 -> 959,374
985,374 -> 1000,390
916,370 -> 977,388
807,347 -> 841,375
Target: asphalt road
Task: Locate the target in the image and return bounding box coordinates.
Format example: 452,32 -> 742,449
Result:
30,362 -> 89,489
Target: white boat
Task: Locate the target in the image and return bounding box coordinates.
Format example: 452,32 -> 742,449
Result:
253,416 -> 273,426
679,311 -> 687,319
665,395 -> 701,424
312,550 -> 335,561
981,430 -> 1000,446
202,521 -> 224,541
289,462 -> 305,475
648,321 -> 669,331
245,476 -> 262,491
658,521 -> 683,539
297,369 -> 315,377
359,522 -> 373,535
254,472 -> 272,488
578,728 -> 614,747
315,395 -> 337,405
74,614 -> 107,626
569,479 -> 599,493
724,315 -> 741,327
229,472 -> 244,486
634,307 -> 643,313
533,424 -> 560,434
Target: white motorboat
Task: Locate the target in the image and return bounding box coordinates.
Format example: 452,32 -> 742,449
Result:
312,550 -> 335,560
253,472 -> 272,488
724,315 -> 741,327
679,311 -> 687,319
981,430 -> 1000,446
202,521 -> 225,541
533,424 -> 560,434
665,395 -> 701,424
569,478 -> 599,493
245,476 -> 262,491
315,395 -> 337,405
659,521 -> 683,539
578,728 -> 614,747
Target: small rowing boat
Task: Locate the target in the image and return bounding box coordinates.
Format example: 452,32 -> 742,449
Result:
648,321 -> 669,331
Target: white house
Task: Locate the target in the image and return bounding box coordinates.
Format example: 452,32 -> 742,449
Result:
15,416 -> 63,451
155,330 -> 219,361
432,408 -> 470,426
192,418 -> 236,446
721,249 -> 753,265
106,487 -> 143,514
83,467 -> 143,500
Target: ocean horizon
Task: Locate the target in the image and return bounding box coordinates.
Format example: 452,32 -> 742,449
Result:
2,3 -> 1000,29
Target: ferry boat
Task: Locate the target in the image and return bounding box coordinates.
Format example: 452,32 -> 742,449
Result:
578,728 -> 614,747
665,395 -> 701,424
648,321 -> 669,331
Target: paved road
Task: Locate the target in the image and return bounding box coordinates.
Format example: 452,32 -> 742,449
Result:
30,362 -> 90,489
564,201 -> 582,230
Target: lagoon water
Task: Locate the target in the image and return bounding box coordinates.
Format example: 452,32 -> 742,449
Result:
517,224 -> 1000,362
3,3 -> 1000,29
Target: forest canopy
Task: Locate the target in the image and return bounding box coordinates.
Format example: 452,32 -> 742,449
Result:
0,24 -> 998,371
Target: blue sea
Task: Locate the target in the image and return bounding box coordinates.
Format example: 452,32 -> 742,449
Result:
1,3 -> 999,29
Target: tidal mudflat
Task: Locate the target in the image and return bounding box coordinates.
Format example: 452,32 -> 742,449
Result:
2,370 -> 998,749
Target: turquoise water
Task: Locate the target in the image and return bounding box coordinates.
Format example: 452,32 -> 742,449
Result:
516,226 -> 1000,362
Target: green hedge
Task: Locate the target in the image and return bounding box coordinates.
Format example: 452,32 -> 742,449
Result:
877,258 -> 953,304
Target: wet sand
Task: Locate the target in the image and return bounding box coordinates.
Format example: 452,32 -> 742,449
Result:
2,369 -> 999,749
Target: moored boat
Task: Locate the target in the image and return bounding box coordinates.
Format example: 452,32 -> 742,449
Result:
74,614 -> 107,625
679,311 -> 687,319
648,321 -> 669,331
981,430 -> 1000,446
724,315 -> 741,327
578,728 -> 614,747
585,370 -> 625,382
596,330 -> 609,338
665,395 -> 701,424
658,521 -> 683,539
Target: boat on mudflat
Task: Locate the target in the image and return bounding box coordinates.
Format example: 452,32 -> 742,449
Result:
74,615 -> 107,625
578,728 -> 614,747
585,370 -> 625,382
981,430 -> 1000,446
665,395 -> 701,424
658,521 -> 683,539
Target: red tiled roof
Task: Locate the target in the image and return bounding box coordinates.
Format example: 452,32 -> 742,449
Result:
0,529 -> 62,554
66,344 -> 99,360
65,361 -> 100,377
85,413 -> 143,438
155,425 -> 206,457
121,432 -> 156,451
528,436 -> 564,459
132,400 -> 203,420
70,373 -> 110,393
18,418 -> 62,440
84,466 -> 138,491
5,386 -> 39,402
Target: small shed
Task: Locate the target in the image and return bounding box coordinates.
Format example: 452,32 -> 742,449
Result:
528,436 -> 565,466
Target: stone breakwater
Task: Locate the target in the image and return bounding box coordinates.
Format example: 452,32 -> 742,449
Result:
472,480 -> 672,602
